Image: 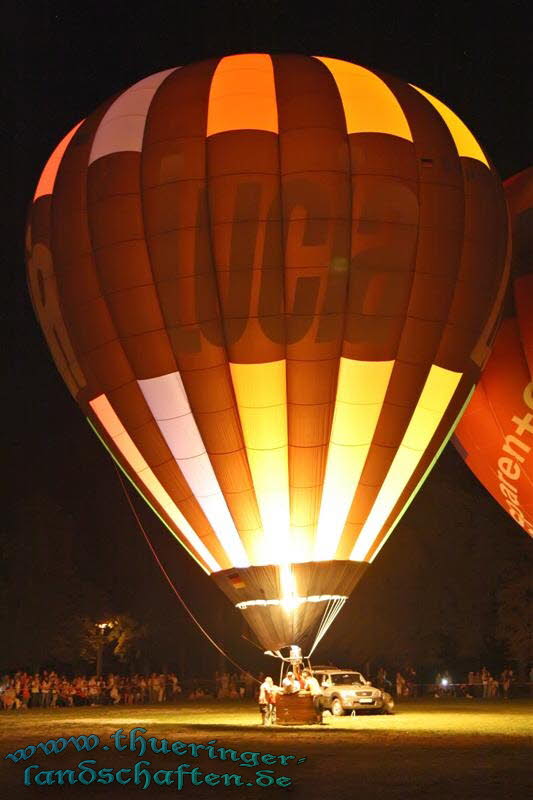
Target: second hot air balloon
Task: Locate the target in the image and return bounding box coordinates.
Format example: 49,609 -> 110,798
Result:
454,168 -> 532,537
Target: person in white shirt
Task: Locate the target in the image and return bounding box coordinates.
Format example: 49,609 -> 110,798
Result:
302,669 -> 323,722
258,677 -> 278,725
282,671 -> 300,694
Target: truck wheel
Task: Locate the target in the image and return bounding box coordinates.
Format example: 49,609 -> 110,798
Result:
331,698 -> 345,716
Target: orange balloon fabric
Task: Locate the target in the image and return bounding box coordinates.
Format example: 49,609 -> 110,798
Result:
26,55 -> 509,651
454,168 -> 533,538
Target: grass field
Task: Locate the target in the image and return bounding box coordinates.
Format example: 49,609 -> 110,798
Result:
1,698 -> 531,799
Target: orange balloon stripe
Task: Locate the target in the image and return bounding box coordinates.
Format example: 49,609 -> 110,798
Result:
33,120 -> 84,200
207,54 -> 278,136
272,53 -> 351,561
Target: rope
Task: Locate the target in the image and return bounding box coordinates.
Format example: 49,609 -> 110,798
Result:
113,463 -> 260,684
306,597 -> 346,659
307,597 -> 333,655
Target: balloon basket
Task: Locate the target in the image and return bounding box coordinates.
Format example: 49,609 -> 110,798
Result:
276,693 -> 320,726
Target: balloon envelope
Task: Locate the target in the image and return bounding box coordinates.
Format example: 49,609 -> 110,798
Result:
454,168 -> 533,538
26,55 -> 509,652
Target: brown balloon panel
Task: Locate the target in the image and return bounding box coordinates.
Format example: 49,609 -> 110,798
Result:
212,561 -> 368,653
26,54 -> 510,644
454,169 -> 533,538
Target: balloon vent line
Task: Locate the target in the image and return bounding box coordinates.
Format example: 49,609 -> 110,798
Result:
306,597 -> 347,659
113,463 -> 260,684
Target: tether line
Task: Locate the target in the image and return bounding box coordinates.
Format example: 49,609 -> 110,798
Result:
113,462 -> 260,684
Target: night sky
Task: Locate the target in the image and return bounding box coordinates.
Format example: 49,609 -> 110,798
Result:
3,0 -> 531,678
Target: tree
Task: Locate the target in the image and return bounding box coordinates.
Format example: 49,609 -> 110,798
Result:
106,614 -> 147,665
51,614 -> 147,672
496,555 -> 533,676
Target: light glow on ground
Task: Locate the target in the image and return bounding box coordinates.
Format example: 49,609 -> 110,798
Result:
1,699 -> 530,800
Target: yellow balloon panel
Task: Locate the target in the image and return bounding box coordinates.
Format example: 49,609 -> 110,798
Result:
411,85 -> 488,167
351,365 -> 462,561
316,56 -> 413,140
315,358 -> 395,560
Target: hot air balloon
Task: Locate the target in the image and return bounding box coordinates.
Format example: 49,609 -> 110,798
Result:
454,168 -> 532,537
26,54 -> 509,658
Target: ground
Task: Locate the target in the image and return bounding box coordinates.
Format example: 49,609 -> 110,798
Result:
1,699 -> 531,799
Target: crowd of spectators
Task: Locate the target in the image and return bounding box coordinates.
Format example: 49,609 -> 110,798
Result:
0,670 -> 262,711
375,665 -> 419,696
0,665 -> 527,710
375,665 -> 519,699
0,671 -> 184,710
